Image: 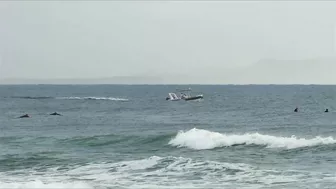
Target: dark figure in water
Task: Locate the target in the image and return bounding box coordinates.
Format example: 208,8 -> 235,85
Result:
50,112 -> 62,116
325,109 -> 329,113
19,114 -> 30,118
294,107 -> 298,112
166,97 -> 170,100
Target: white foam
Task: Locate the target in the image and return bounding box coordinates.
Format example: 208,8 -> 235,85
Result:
0,156 -> 332,188
0,180 -> 92,189
0,156 -> 255,188
56,96 -> 129,101
168,128 -> 336,150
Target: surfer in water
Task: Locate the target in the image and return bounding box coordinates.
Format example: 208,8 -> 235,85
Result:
50,112 -> 62,116
19,114 -> 30,118
325,109 -> 329,113
294,107 -> 298,112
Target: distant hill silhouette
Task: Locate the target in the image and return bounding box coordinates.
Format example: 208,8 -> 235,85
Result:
0,76 -> 164,85
1,58 -> 336,84
236,58 -> 336,84
209,57 -> 336,84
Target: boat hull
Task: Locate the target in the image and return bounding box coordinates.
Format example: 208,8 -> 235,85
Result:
184,95 -> 203,101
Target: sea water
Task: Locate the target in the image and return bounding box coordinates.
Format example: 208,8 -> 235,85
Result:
0,85 -> 336,189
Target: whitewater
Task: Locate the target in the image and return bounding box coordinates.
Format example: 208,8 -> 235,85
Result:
1,85 -> 336,189
168,128 -> 336,150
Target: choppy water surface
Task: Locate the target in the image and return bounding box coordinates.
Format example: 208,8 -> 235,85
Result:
1,85 -> 336,189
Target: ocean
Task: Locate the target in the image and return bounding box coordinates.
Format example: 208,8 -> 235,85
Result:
1,84 -> 336,189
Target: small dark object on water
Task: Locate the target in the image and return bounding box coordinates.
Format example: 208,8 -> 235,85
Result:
325,109 -> 329,113
294,107 -> 298,112
50,112 -> 62,116
19,114 -> 30,118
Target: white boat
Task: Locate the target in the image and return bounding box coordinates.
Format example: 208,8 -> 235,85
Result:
166,88 -> 203,101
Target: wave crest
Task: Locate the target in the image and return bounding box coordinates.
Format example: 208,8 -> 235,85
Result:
168,128 -> 336,150
11,96 -> 53,100
9,96 -> 128,101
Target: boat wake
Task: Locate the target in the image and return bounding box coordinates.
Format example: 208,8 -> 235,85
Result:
56,97 -> 129,101
168,128 -> 336,150
10,96 -> 129,101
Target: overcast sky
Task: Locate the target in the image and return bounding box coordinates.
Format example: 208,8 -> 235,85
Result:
1,1 -> 336,83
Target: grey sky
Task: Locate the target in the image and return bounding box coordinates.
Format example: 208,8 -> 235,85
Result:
1,1 -> 336,84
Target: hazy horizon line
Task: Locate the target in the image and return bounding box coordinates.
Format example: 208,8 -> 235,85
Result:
0,83 -> 336,86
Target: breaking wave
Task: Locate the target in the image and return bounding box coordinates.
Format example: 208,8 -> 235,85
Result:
168,128 -> 336,150
0,156 -> 314,189
2,129 -> 336,152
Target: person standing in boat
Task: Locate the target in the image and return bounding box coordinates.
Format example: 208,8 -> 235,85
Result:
181,93 -> 187,99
